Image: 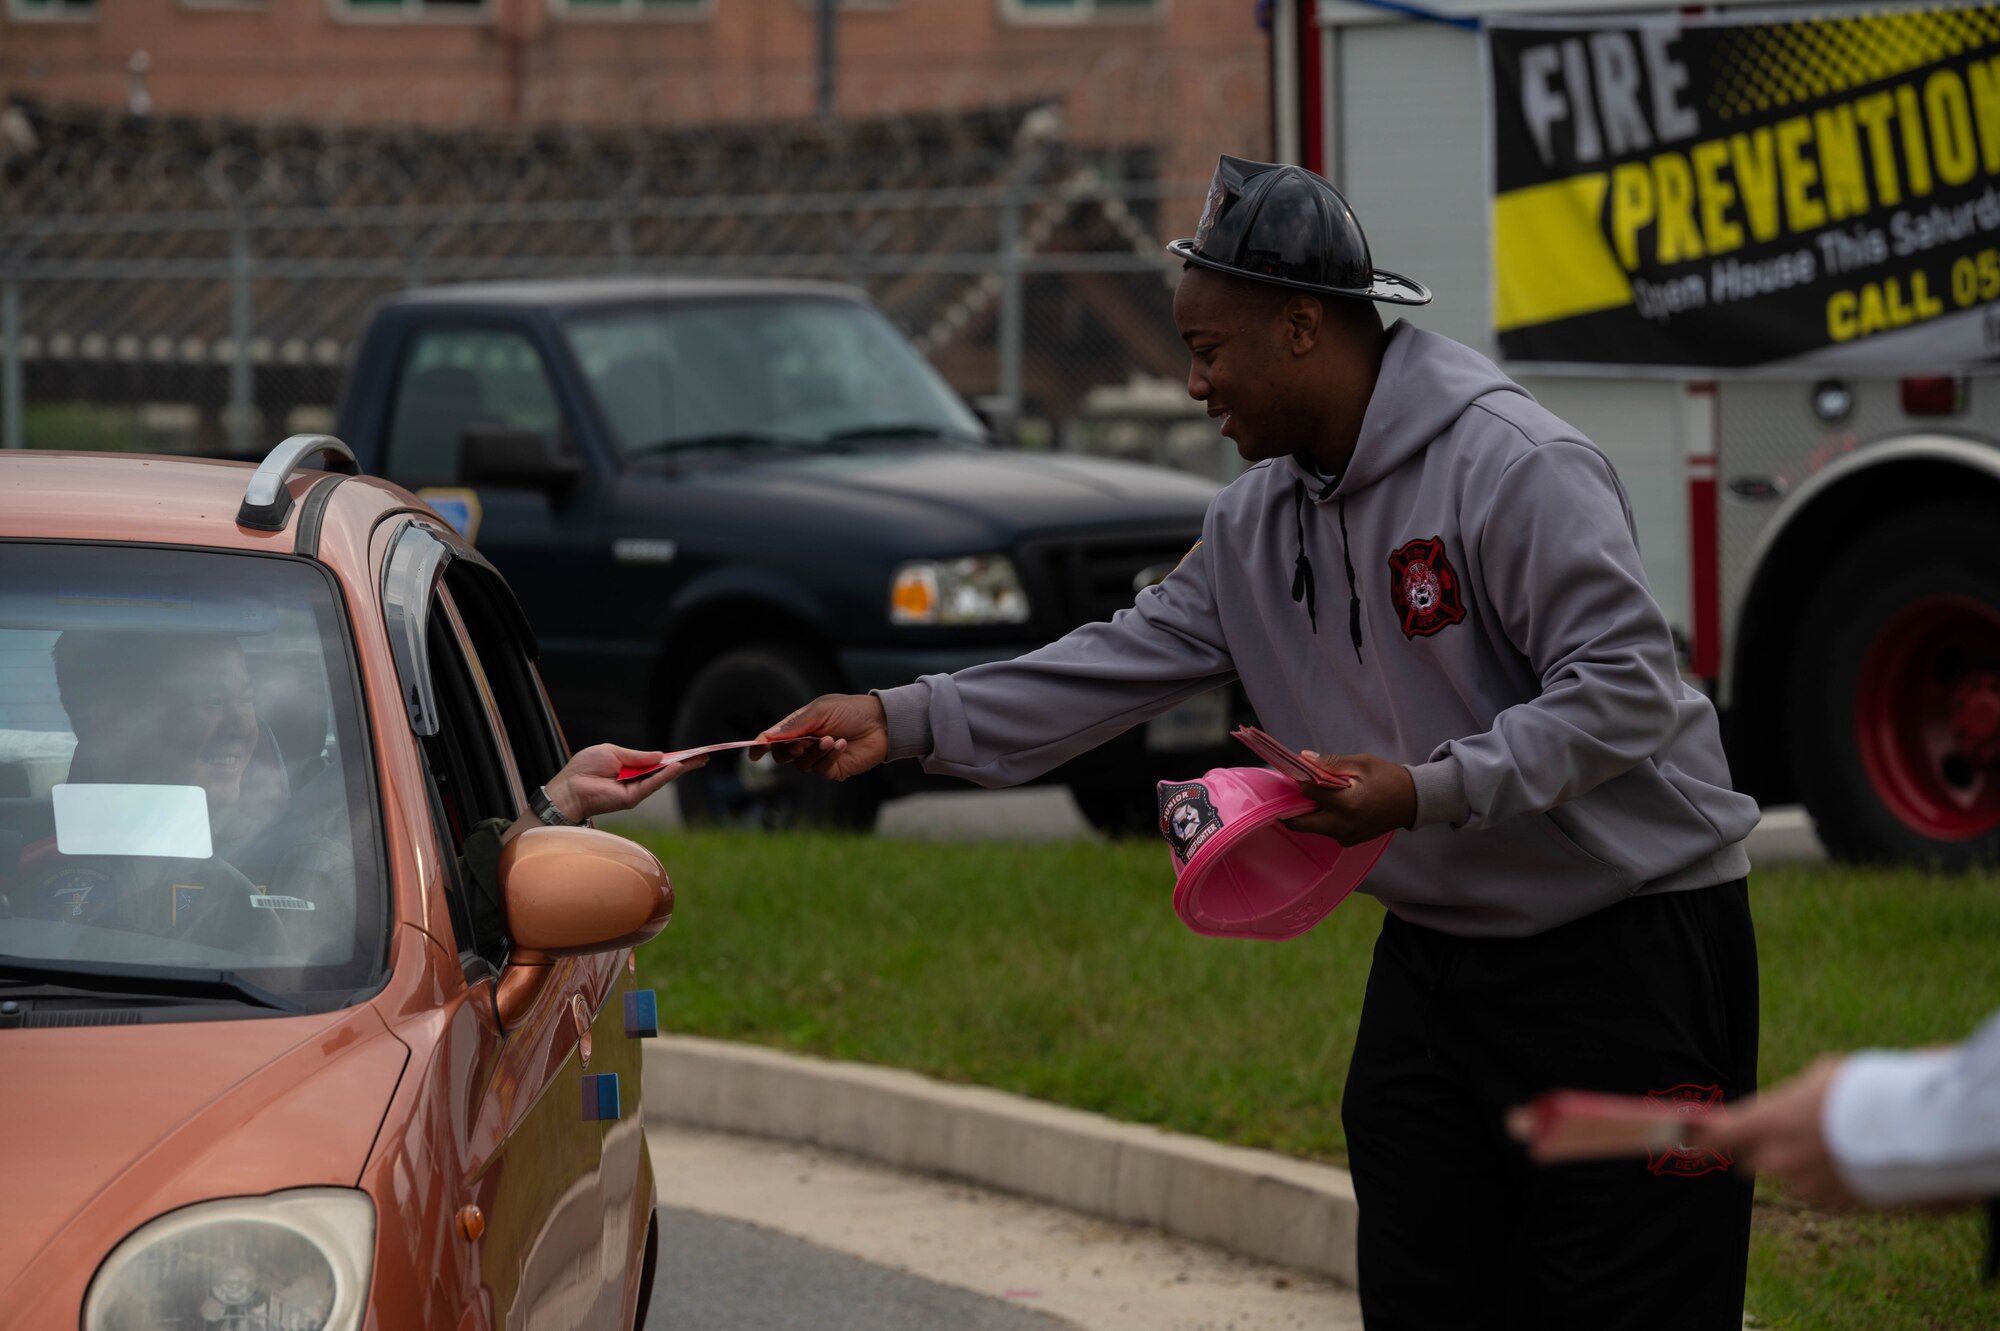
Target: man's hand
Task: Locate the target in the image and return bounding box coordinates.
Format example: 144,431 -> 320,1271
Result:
1282,751 -> 1417,846
1685,1056 -> 1857,1208
544,743 -> 708,823
751,693 -> 889,782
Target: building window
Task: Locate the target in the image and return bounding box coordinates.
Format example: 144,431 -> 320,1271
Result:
1000,0 -> 1157,21
8,0 -> 98,19
333,0 -> 488,19
554,0 -> 709,16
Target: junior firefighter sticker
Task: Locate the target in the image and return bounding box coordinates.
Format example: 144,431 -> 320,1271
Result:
1388,536 -> 1468,639
1157,781 -> 1224,867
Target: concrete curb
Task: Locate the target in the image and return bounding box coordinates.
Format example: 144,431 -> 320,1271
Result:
641,1035 -> 1359,1288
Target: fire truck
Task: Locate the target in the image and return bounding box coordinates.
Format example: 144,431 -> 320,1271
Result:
1269,0 -> 2000,866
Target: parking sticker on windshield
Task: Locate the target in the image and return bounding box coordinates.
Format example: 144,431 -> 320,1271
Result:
249,894 -> 316,911
53,783 -> 213,859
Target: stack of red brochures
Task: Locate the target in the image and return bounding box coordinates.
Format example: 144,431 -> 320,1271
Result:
1231,725 -> 1352,789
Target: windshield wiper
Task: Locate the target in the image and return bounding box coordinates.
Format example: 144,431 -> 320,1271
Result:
818,423 -> 984,447
0,954 -> 303,1014
624,431 -> 819,461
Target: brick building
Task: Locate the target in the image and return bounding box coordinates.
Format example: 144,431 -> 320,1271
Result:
1,0 -> 1270,183
3,1 -> 1269,454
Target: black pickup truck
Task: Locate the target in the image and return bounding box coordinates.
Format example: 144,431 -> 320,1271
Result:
334,278 -> 1243,831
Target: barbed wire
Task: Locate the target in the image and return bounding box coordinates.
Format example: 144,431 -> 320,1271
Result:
0,73 -> 1249,452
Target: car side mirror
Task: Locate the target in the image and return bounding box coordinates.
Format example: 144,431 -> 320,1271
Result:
501,825 -> 672,953
460,425 -> 584,492
492,826 -> 672,1027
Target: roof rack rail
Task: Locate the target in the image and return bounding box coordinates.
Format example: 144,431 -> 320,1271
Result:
237,434 -> 361,532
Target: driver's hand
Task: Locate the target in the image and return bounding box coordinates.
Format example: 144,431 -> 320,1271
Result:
544,743 -> 708,823
751,694 -> 888,782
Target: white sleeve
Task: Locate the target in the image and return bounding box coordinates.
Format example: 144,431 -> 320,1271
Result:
1822,1012 -> 2000,1206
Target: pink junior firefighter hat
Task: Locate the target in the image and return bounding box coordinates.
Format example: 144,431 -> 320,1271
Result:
1158,766 -> 1393,941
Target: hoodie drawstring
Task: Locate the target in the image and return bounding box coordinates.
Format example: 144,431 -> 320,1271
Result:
1338,493 -> 1363,665
1290,478 -> 1317,634
1289,474 -> 1365,664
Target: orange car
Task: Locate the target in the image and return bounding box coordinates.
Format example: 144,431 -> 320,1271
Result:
0,437 -> 673,1330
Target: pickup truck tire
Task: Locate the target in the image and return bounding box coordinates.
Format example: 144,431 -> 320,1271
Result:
669,645 -> 886,831
1787,502 -> 2000,867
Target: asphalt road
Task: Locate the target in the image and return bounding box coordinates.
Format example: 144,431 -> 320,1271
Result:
642,1125 -> 1361,1331
651,1207 -> 1070,1331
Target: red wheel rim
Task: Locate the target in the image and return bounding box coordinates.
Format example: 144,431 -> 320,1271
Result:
1854,595 -> 2000,841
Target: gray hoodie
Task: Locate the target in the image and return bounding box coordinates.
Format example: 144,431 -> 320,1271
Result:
878,321 -> 1758,937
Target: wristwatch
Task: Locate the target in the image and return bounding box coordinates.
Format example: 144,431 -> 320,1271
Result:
530,785 -> 577,828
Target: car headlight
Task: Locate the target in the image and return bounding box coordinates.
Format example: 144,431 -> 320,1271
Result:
890,555 -> 1030,625
84,1189 -> 374,1331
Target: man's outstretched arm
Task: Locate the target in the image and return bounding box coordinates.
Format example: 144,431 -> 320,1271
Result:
756,533 -> 1234,788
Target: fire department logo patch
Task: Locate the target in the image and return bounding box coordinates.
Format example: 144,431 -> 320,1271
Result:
1387,536 -> 1467,639
1644,1083 -> 1733,1178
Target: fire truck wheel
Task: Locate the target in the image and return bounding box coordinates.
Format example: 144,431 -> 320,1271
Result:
669,644 -> 886,832
1787,502 -> 2000,867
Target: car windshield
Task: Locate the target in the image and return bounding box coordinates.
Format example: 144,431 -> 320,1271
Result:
564,297 -> 986,457
0,544 -> 383,1004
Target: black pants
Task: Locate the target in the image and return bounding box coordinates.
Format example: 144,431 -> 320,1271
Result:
1342,881 -> 1758,1331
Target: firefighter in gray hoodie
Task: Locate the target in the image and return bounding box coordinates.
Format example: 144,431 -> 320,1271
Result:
757,156 -> 1763,1330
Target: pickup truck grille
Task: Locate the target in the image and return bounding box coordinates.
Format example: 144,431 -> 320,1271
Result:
1025,532 -> 1200,627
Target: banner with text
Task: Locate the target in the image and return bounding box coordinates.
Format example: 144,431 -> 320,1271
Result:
1488,6 -> 2000,371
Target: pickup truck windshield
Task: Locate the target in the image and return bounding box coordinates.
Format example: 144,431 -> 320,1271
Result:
564,298 -> 985,456
0,544 -> 383,1005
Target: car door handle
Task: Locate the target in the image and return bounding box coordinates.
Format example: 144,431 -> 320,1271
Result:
570,991 -> 593,1071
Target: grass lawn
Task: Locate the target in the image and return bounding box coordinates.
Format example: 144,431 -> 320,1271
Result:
23,402 -> 139,452
630,831 -> 2000,1329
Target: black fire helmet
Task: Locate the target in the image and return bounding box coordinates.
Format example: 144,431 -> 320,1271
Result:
1167,154 -> 1431,306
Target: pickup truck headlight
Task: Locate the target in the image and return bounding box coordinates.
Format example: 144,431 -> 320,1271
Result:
84,1189 -> 374,1331
890,556 -> 1030,625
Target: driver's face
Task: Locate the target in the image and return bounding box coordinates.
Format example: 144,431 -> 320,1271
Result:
173,647 -> 258,806
110,643 -> 259,807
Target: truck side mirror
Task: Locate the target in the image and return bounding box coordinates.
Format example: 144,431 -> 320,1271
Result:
969,395 -> 1020,449
460,425 -> 584,492
492,826 -> 673,1027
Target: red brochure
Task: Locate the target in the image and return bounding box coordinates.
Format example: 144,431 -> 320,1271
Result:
1506,1091 -> 1716,1163
1231,725 -> 1352,789
614,739 -> 768,783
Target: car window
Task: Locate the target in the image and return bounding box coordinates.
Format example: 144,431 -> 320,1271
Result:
416,595 -> 521,971
564,298 -> 983,453
444,562 -> 566,797
0,543 -> 384,998
384,326 -> 562,487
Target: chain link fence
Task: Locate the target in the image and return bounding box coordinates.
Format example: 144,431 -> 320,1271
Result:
0,94 -> 1240,480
